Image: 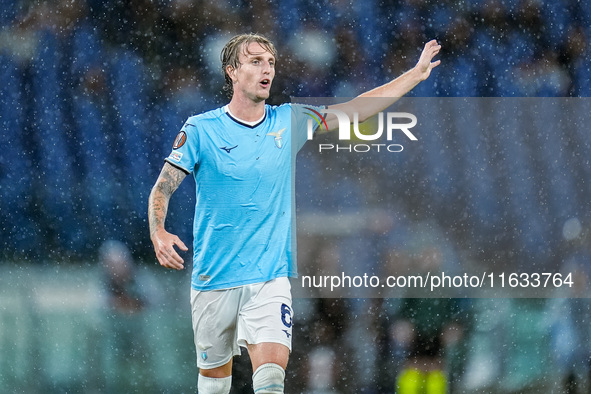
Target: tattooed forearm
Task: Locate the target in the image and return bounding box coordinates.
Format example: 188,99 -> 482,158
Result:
158,163 -> 187,196
148,163 -> 187,237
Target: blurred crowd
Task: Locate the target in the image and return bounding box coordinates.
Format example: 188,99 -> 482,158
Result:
2,0 -> 591,392
1,0 -> 590,258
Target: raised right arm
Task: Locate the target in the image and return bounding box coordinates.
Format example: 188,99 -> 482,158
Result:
324,39 -> 441,130
148,162 -> 189,270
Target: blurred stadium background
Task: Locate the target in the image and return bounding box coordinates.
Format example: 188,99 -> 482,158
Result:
2,0 -> 591,392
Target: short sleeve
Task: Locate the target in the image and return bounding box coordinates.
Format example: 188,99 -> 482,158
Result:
164,119 -> 199,174
290,104 -> 325,152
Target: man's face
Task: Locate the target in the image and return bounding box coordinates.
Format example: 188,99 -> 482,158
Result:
228,42 -> 276,102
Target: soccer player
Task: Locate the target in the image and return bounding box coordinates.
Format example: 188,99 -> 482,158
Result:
148,33 -> 440,393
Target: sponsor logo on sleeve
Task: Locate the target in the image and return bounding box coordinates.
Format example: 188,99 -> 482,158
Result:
169,151 -> 183,162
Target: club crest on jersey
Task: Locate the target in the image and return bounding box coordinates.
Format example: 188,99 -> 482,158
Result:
267,128 -> 286,149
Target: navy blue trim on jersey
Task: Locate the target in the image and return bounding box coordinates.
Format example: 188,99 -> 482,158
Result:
225,111 -> 267,129
164,159 -> 191,174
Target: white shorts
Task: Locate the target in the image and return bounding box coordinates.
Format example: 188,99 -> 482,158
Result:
190,277 -> 293,370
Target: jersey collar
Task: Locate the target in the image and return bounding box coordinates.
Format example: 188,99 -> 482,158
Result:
224,105 -> 266,129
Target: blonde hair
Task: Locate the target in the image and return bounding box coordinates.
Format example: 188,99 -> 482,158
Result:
220,33 -> 277,96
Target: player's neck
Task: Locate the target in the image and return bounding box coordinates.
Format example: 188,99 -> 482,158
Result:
227,96 -> 266,122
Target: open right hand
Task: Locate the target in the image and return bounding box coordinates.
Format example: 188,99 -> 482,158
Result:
151,228 -> 188,270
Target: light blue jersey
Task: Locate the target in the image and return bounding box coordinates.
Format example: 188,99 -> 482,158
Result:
165,103 -> 317,291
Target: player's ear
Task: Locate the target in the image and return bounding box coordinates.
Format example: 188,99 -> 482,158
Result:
226,65 -> 237,82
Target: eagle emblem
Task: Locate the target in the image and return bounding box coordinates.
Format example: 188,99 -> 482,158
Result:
267,128 -> 286,149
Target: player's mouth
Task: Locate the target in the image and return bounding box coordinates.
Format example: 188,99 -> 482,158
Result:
260,79 -> 271,88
